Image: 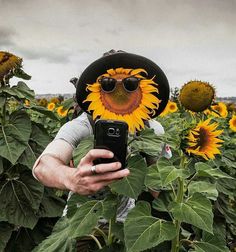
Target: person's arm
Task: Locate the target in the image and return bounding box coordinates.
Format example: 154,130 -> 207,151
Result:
34,146 -> 130,195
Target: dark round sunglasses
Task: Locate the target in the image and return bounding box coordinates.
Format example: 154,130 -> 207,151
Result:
98,76 -> 141,93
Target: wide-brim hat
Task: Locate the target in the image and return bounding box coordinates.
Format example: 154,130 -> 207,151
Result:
76,51 -> 169,119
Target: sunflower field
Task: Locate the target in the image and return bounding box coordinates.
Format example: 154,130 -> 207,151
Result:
1,52 -> 236,252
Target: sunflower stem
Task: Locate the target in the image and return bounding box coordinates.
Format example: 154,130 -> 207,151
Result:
171,154 -> 186,252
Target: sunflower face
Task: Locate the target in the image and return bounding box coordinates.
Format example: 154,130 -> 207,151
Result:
211,102 -> 228,118
47,102 -> 56,111
160,100 -> 178,117
186,118 -> 223,160
83,67 -> 161,132
57,106 -> 68,117
179,81 -> 215,112
229,115 -> 236,132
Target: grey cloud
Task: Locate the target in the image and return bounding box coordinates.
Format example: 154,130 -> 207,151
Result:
14,46 -> 72,63
0,26 -> 16,47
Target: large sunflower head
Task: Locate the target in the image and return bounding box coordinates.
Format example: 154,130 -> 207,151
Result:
185,118 -> 224,160
76,51 -> 170,133
179,80 -> 215,112
0,51 -> 22,85
83,67 -> 161,132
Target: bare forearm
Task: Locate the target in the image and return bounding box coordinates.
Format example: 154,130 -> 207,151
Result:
34,154 -> 73,190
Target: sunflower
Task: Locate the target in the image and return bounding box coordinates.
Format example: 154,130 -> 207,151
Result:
50,97 -> 60,104
179,81 -> 215,112
229,115 -> 236,132
83,67 -> 161,132
0,51 -> 22,83
160,100 -> 178,117
211,102 -> 228,118
57,106 -> 68,117
47,102 -> 56,111
186,118 -> 224,160
24,99 -> 30,107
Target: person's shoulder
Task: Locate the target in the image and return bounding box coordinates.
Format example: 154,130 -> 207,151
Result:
148,119 -> 165,135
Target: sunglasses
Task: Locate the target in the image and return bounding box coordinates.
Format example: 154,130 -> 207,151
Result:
98,76 -> 141,93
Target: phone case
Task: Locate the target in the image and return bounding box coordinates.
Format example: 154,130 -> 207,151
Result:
94,119 -> 128,169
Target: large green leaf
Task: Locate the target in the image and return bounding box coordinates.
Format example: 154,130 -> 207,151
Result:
144,163 -> 162,190
30,122 -> 52,147
0,110 -> 31,164
32,217 -> 76,252
38,188 -> 66,218
124,201 -> 176,252
73,136 -> 94,167
188,181 -> 218,201
195,162 -> 233,179
156,158 -> 181,187
170,192 -> 213,233
1,81 -> 34,100
0,166 -> 44,228
33,201 -> 102,252
0,222 -> 14,252
110,155 -> 147,199
130,127 -> 163,156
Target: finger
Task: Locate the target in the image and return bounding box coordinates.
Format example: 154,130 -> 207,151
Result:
80,149 -> 114,165
92,168 -> 130,182
78,161 -> 121,177
94,162 -> 122,174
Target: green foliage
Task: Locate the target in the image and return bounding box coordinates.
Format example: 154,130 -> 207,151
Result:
0,62 -> 66,251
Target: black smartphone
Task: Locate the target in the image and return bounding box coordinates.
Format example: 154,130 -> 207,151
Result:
94,119 -> 128,169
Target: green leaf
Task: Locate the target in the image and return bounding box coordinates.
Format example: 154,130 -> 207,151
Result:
73,136 -> 94,167
38,188 -> 66,218
33,201 -> 102,252
1,82 -> 34,100
170,193 -> 213,233
0,222 -> 14,252
13,68 -> 31,80
102,193 -> 119,220
157,158 -> 181,187
30,105 -> 59,121
130,127 -> 163,156
0,110 -> 31,164
188,181 -> 218,201
195,162 -> 233,179
31,122 -> 52,147
32,217 -> 77,252
193,241 -> 229,252
0,157 -> 3,175
0,166 -> 44,228
124,201 -> 176,252
110,155 -> 147,199
144,163 -> 162,190
66,193 -> 92,218
60,98 -> 75,110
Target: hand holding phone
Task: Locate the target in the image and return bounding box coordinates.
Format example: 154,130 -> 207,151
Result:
94,120 -> 128,169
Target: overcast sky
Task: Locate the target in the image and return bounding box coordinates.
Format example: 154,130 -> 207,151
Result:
1,0 -> 235,97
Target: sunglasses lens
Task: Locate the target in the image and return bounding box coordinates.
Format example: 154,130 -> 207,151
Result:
123,77 -> 140,92
100,78 -> 116,92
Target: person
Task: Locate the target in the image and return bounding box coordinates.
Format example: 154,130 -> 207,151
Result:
32,49 -> 170,222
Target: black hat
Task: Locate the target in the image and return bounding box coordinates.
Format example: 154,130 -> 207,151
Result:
76,51 -> 169,130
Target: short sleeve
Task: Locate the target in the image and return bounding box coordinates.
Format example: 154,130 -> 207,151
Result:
55,112 -> 93,148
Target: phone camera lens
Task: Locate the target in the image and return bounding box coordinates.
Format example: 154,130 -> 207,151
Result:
108,127 -> 115,135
